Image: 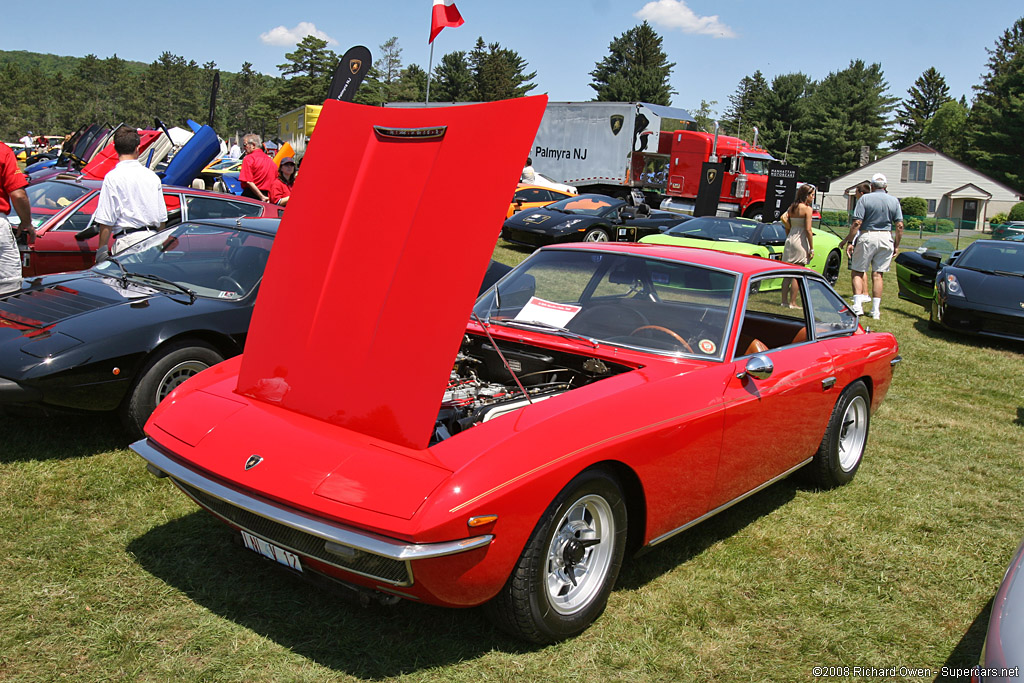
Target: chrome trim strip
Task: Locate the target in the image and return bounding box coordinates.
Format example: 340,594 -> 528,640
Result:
131,438 -> 493,562
648,457 -> 813,547
890,355 -> 902,367
822,376 -> 837,391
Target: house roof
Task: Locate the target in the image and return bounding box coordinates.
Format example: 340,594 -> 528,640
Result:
946,182 -> 992,199
831,143 -> 1022,197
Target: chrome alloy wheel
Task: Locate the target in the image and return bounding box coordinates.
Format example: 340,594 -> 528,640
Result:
838,394 -> 869,471
545,494 -> 615,615
582,229 -> 609,242
156,360 -> 212,402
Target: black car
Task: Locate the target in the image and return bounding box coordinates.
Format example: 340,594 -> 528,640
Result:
0,218 -> 279,436
895,239 -> 1024,341
501,193 -> 690,247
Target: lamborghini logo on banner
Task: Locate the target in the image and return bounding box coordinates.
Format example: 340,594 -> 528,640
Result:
349,59 -> 363,74
706,169 -> 718,185
610,115 -> 624,135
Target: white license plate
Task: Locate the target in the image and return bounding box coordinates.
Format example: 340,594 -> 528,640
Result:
241,530 -> 302,572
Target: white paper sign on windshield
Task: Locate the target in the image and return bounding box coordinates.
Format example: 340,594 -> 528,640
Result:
513,297 -> 581,328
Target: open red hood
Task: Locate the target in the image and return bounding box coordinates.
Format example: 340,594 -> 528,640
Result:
236,96 -> 548,450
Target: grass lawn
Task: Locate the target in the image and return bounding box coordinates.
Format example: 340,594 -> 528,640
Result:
1,241 -> 1021,682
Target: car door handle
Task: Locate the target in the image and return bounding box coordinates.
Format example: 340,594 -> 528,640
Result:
822,376 -> 837,391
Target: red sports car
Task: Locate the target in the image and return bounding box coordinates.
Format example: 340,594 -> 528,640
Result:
131,97 -> 900,643
16,178 -> 281,276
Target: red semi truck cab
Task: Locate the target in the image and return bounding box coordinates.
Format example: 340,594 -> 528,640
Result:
663,129 -> 775,219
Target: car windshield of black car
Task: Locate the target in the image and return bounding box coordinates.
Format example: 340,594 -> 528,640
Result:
476,250 -> 738,359
546,196 -> 621,216
955,242 -> 1024,276
93,222 -> 274,299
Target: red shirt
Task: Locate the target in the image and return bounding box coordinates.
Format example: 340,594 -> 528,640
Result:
238,151 -> 278,191
0,143 -> 29,214
269,178 -> 293,204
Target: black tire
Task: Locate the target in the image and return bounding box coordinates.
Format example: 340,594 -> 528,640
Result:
120,341 -> 223,438
582,227 -> 610,243
743,204 -> 764,221
823,249 -> 842,285
486,469 -> 627,643
809,381 -> 870,489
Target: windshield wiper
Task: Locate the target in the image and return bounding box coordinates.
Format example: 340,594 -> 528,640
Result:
993,270 -> 1024,278
125,271 -> 196,303
492,318 -> 600,348
103,256 -> 129,288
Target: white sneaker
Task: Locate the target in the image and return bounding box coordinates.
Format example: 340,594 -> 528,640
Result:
871,310 -> 880,320
850,300 -> 864,315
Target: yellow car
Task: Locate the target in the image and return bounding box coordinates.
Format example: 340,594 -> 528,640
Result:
507,184 -> 576,218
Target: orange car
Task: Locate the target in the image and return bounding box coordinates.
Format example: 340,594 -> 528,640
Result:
507,184 -> 576,218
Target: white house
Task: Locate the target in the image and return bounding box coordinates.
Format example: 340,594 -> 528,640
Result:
821,143 -> 1022,229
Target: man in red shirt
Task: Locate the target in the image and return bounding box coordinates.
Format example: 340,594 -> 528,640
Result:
238,134 -> 278,202
0,142 -> 34,295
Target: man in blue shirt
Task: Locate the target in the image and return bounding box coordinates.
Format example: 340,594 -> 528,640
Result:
840,173 -> 904,319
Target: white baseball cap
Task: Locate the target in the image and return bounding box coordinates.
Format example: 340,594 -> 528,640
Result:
871,172 -> 887,186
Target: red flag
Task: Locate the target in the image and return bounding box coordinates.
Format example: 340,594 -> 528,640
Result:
429,0 -> 464,43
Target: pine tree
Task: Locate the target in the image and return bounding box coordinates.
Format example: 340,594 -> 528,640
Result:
922,99 -> 969,158
468,38 -> 536,101
795,60 -> 896,184
967,16 -> 1024,190
892,67 -> 951,148
757,73 -> 814,160
589,22 -> 675,105
721,71 -> 770,143
277,35 -> 338,109
431,51 -> 475,102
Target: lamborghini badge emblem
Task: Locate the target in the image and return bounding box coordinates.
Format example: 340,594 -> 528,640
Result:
706,169 -> 718,184
245,454 -> 264,470
610,115 -> 624,136
349,59 -> 362,75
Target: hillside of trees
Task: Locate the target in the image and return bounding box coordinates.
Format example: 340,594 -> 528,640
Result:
2,15 -> 1022,191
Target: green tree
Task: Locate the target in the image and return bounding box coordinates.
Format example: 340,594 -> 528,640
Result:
892,67 -> 951,148
277,35 -> 338,109
430,51 -> 475,102
922,99 -> 969,158
795,60 -> 896,184
589,22 -> 675,105
722,70 -> 770,142
468,37 -> 536,101
688,99 -> 718,133
396,64 -> 428,103
967,16 -> 1024,190
223,62 -> 279,138
758,73 -> 815,160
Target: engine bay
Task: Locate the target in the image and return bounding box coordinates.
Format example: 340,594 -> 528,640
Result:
432,333 -> 634,444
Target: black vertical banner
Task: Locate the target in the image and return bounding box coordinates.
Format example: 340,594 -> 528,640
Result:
765,162 -> 799,222
694,162 -> 725,217
328,46 -> 372,102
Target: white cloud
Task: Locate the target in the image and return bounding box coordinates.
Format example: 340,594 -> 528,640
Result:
259,22 -> 338,47
635,0 -> 737,39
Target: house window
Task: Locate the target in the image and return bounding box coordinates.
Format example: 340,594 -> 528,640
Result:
927,199 -> 936,214
908,160 -> 928,182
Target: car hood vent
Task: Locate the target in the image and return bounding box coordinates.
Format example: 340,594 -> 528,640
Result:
0,284 -> 113,326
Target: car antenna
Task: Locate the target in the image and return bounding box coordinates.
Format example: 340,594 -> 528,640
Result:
471,312 -> 533,404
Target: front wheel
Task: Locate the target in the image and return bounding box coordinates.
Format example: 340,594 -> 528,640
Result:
582,227 -> 610,242
809,381 -> 870,489
120,341 -> 224,438
743,204 -> 764,222
485,469 -> 627,643
823,249 -> 842,285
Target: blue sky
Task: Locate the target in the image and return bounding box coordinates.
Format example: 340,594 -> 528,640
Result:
6,1 -> 1021,122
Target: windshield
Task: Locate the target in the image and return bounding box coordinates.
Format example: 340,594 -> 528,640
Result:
741,157 -> 772,175
545,195 -> 622,216
665,216 -> 758,243
955,241 -> 1024,275
475,249 -> 738,358
23,181 -> 92,226
92,222 -> 274,299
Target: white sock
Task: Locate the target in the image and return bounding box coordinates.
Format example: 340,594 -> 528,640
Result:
871,298 -> 881,314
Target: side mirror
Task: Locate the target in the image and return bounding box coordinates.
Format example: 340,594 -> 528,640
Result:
618,206 -> 637,221
737,353 -> 773,380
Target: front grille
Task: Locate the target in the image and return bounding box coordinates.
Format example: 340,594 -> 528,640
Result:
173,478 -> 412,586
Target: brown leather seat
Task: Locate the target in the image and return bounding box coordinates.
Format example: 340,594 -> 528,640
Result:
791,327 -> 808,344
740,336 -> 768,356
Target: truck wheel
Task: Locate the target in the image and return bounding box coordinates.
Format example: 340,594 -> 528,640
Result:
743,204 -> 764,222
582,228 -> 610,242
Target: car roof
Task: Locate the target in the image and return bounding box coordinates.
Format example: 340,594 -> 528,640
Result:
41,176 -> 268,202
188,217 -> 281,236
542,241 -> 807,276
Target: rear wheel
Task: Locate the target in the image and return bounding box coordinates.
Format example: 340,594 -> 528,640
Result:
582,227 -> 610,242
486,469 -> 627,643
823,249 -> 842,285
809,381 -> 870,489
743,204 -> 764,222
120,341 -> 223,438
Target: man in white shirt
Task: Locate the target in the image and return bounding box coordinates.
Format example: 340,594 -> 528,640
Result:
18,132 -> 34,150
94,128 -> 167,263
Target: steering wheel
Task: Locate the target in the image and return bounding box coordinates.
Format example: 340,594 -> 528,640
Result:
630,325 -> 693,353
216,275 -> 244,294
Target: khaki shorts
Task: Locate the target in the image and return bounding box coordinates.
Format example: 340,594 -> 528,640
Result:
850,231 -> 894,273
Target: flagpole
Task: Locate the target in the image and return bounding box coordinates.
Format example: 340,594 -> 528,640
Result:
425,41 -> 434,104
